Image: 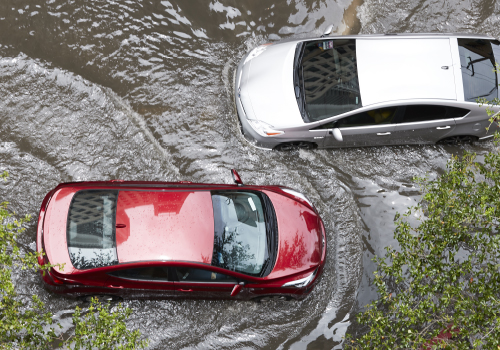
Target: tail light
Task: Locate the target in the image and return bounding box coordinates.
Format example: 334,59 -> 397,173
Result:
48,270 -> 65,284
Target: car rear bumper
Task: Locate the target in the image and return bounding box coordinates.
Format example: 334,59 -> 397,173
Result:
36,189 -> 56,267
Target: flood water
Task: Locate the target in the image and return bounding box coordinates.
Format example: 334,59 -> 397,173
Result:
0,0 -> 499,349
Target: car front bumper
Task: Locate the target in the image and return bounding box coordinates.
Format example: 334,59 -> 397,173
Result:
234,54 -> 287,150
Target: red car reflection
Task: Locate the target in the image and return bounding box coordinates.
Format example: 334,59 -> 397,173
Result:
36,170 -> 327,302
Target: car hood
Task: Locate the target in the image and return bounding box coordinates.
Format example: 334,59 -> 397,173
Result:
238,41 -> 305,128
263,190 -> 322,279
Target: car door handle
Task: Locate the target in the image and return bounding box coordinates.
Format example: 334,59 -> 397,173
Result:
108,285 -> 124,289
436,126 -> 451,130
377,132 -> 391,136
178,289 -> 193,292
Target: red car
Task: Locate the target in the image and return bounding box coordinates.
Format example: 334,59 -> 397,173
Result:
36,170 -> 326,302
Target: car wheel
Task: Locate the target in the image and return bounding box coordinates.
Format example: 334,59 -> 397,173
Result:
254,295 -> 292,303
79,295 -> 122,303
274,142 -> 316,151
438,135 -> 477,145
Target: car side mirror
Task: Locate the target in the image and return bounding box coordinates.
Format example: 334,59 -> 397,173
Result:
321,24 -> 334,37
231,169 -> 244,186
330,128 -> 343,141
230,282 -> 245,297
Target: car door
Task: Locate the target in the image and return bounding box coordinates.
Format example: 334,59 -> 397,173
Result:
106,265 -> 177,299
391,105 -> 456,144
173,266 -> 243,300
322,106 -> 399,148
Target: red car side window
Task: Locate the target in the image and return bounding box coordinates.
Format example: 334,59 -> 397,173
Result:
109,266 -> 170,281
175,267 -> 236,283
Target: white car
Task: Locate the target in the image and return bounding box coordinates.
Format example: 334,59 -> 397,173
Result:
235,33 -> 500,150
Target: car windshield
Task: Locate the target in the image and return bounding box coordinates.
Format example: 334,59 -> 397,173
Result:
211,191 -> 274,277
296,39 -> 362,122
67,190 -> 118,269
458,38 -> 499,102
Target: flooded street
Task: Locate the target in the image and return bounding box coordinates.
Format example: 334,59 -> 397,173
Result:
0,0 -> 499,348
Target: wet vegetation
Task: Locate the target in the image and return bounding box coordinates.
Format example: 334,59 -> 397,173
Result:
0,172 -> 147,350
347,129 -> 500,346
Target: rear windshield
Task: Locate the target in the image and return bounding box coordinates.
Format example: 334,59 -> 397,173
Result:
296,39 -> 362,122
458,38 -> 499,102
211,191 -> 277,277
67,190 -> 118,269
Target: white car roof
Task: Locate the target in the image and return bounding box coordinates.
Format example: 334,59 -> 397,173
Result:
356,37 -> 458,106
238,33 -> 495,129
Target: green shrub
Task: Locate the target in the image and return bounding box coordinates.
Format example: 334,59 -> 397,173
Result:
0,172 -> 147,349
346,148 -> 500,349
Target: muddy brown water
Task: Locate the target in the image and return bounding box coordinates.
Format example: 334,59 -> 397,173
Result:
0,0 -> 499,349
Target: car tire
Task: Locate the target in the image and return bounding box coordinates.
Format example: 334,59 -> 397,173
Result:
438,135 -> 478,145
79,294 -> 122,303
254,295 -> 292,303
274,142 -> 316,151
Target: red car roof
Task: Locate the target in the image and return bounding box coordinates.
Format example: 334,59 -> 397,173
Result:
115,190 -> 214,264
43,187 -> 215,273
